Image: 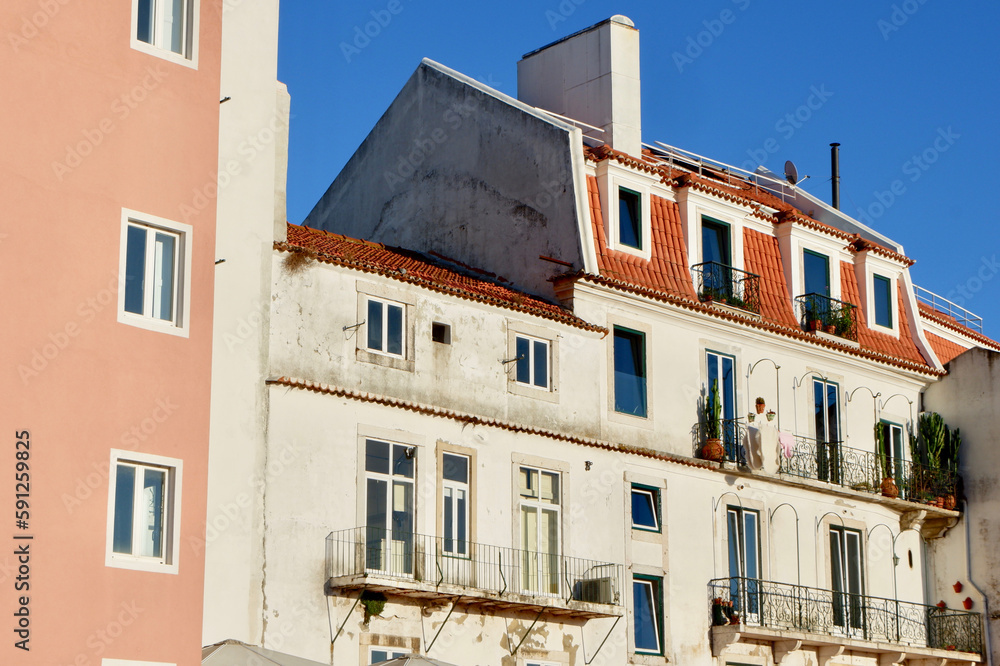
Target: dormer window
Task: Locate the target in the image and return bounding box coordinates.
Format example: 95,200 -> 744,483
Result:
804,250 -> 831,297
618,187 -> 642,249
873,274 -> 893,328
701,217 -> 731,265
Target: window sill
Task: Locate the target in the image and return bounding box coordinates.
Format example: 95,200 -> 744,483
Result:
630,653 -> 669,665
106,554 -> 178,575
508,380 -> 559,403
129,38 -> 198,70
356,348 -> 414,372
118,312 -> 189,338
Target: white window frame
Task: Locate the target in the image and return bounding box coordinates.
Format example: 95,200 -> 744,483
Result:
514,333 -> 550,389
130,0 -> 200,69
518,465 -> 562,597
103,660 -> 177,666
442,452 -> 470,557
507,324 -> 559,401
117,209 -> 192,337
630,485 -> 660,532
365,297 -> 407,358
597,164 -> 653,260
105,449 -> 182,574
632,575 -> 664,655
369,647 -> 409,664
869,271 -> 897,333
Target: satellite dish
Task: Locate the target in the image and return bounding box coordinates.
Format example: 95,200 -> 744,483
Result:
784,160 -> 799,186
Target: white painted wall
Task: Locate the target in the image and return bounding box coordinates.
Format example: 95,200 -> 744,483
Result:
203,0 -> 284,647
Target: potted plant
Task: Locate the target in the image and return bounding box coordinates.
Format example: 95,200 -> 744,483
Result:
701,380 -> 725,462
755,397 -> 766,414
747,411 -> 755,423
766,410 -> 776,422
711,598 -> 729,626
875,423 -> 899,499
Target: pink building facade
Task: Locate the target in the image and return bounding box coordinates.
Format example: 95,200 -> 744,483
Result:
2,1 -> 222,664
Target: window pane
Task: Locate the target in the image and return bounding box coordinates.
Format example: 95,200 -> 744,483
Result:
367,300 -> 383,351
540,508 -> 559,592
140,468 -> 165,558
826,383 -> 840,442
631,488 -> 657,529
540,472 -> 558,504
874,275 -> 892,327
391,481 -> 413,534
165,0 -> 184,54
515,336 -> 530,384
633,580 -> 660,652
456,489 -> 466,553
813,380 -> 826,442
113,465 -> 136,554
702,220 -> 730,265
153,232 -> 175,321
124,225 -> 147,315
519,467 -> 537,498
743,512 -> 759,579
804,251 -> 830,296
614,328 -> 646,416
533,340 -> 548,388
721,355 -> 735,422
386,304 -> 403,355
444,487 -> 454,550
727,510 -> 740,579
392,444 -> 414,478
365,478 -> 387,569
136,0 -> 154,44
442,453 -> 468,483
619,188 -> 641,248
365,440 -> 390,474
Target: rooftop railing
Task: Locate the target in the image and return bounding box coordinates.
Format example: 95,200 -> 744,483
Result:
914,285 -> 984,333
325,527 -> 623,607
794,293 -> 859,342
710,577 -> 983,654
692,262 -> 761,315
778,435 -> 959,503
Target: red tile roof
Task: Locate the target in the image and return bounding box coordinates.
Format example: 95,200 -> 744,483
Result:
280,224 -> 605,333
923,331 -> 971,366
743,228 -> 799,328
576,177 -> 938,374
588,176 -> 697,300
839,263 -> 928,365
917,302 -> 1000,352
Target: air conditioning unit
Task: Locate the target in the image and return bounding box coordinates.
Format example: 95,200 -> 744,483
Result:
574,577 -> 616,604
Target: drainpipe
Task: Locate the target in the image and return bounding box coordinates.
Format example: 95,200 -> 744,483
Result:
830,143 -> 841,210
964,499 -> 994,663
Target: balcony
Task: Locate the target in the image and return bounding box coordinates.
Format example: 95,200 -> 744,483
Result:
779,435 -> 959,506
795,293 -> 858,342
692,262 -> 761,315
709,577 -> 983,663
697,417 -> 750,465
325,527 -> 624,619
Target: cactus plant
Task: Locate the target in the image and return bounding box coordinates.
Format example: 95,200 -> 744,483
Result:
919,412 -> 947,469
703,380 -> 722,439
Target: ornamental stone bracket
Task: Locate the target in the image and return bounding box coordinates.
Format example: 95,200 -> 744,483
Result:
900,509 -> 961,540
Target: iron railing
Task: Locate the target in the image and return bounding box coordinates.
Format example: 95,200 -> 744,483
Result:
778,435 -> 959,502
325,527 -> 623,607
699,418 -> 749,464
709,577 -> 983,654
914,285 -> 984,333
794,293 -> 858,341
692,262 -> 761,315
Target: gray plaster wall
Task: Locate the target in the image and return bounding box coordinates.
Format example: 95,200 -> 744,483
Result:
305,59 -> 588,300
924,347 -> 1000,664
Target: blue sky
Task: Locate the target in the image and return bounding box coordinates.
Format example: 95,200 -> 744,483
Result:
278,1 -> 1000,337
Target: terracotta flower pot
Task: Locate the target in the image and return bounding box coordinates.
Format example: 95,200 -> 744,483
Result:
755,402 -> 766,414
825,324 -> 836,334
880,477 -> 899,499
809,319 -> 823,332
943,494 -> 956,510
963,597 -> 974,610
701,438 -> 725,462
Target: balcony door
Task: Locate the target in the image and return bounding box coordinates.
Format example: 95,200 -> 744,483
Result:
707,351 -> 738,460
830,526 -> 865,635
813,379 -> 842,484
365,439 -> 415,576
804,250 -> 830,297
519,466 -> 561,596
727,507 -> 760,623
702,218 -> 732,299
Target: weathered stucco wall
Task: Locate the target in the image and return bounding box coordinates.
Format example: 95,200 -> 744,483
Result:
305,60 -> 589,300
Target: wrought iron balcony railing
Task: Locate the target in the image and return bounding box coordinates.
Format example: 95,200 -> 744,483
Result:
692,262 -> 761,315
698,417 -> 749,464
709,577 -> 983,655
778,435 -> 959,503
794,293 -> 858,341
325,527 -> 623,607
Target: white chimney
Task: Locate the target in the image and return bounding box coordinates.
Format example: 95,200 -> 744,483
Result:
518,15 -> 642,157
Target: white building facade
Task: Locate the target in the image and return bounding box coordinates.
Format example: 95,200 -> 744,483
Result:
203,15 -> 993,666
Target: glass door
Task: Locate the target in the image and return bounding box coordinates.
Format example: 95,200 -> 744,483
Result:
830,527 -> 864,636
365,440 -> 415,576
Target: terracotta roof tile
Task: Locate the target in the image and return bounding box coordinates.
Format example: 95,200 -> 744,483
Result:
280,224 -> 605,333
923,331 -> 971,366
743,228 -> 799,328
588,175 -> 697,301
917,302 -> 1000,351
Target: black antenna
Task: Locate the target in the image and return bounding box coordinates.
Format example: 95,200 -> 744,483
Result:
830,143 -> 841,210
